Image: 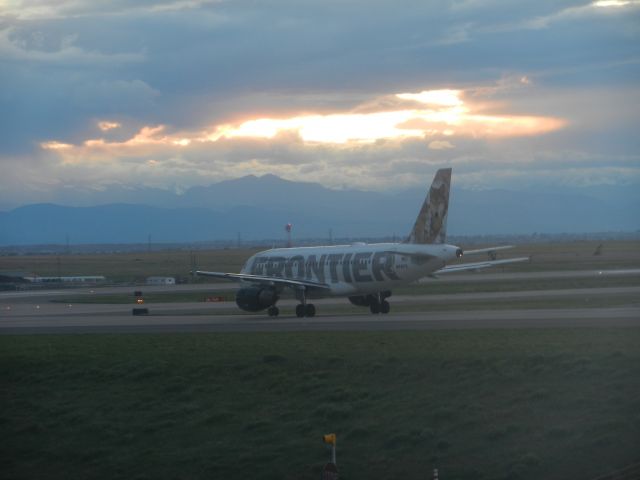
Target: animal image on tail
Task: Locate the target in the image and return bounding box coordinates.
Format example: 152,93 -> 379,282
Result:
407,167 -> 451,244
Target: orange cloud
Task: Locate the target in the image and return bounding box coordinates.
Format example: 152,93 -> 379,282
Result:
41,87 -> 566,162
97,121 -> 121,131
208,89 -> 564,143
41,125 -> 176,163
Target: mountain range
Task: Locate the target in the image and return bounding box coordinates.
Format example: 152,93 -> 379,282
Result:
1,174 -> 638,245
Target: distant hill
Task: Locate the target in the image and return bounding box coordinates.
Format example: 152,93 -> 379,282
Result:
0,175 -> 638,245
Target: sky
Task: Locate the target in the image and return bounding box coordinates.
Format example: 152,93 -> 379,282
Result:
1,0 -> 639,209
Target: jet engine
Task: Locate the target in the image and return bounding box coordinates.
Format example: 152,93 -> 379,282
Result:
235,286 -> 278,312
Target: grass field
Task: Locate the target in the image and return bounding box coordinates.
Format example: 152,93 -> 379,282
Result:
2,329 -> 639,480
2,240 -> 640,284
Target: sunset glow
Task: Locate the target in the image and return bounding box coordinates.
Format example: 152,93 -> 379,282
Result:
41,141 -> 73,150
593,0 -> 632,7
40,88 -> 566,162
396,89 -> 464,106
97,121 -> 121,131
210,89 -> 563,144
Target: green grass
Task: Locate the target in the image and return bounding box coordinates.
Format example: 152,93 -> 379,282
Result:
0,248 -> 259,283
2,330 -> 639,480
2,240 -> 640,284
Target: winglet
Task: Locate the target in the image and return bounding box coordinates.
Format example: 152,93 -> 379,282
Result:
407,168 -> 451,244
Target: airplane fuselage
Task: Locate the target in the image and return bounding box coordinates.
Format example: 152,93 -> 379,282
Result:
241,242 -> 462,297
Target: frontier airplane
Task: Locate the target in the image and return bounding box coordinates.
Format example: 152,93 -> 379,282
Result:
197,169 -> 527,317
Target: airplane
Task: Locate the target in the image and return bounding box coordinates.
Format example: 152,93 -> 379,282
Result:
196,168 -> 528,317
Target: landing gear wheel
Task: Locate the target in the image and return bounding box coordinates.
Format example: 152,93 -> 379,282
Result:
380,300 -> 390,314
305,304 -> 316,318
370,302 -> 380,314
295,304 -> 305,318
268,306 -> 279,317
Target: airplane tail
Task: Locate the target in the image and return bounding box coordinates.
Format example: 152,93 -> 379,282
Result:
406,168 -> 451,244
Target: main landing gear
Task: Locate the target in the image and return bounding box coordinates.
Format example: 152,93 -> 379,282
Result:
295,303 -> 316,318
347,291 -> 392,315
367,292 -> 391,315
266,287 -> 316,318
370,299 -> 390,315
267,303 -> 315,318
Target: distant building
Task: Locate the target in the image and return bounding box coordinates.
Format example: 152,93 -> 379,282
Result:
145,276 -> 176,285
25,275 -> 106,284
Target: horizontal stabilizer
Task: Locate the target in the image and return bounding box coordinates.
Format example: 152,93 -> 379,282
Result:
463,245 -> 513,256
435,257 -> 530,274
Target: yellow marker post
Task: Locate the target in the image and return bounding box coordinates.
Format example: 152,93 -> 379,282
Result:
322,433 -> 337,465
323,433 -> 336,446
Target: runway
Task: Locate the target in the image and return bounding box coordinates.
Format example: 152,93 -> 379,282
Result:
1,307 -> 639,334
2,268 -> 638,334
1,284 -> 638,334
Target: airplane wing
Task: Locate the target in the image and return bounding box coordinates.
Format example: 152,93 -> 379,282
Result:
195,270 -> 332,291
434,256 -> 530,275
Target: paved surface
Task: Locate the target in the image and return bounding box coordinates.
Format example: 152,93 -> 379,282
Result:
1,282 -> 638,334
1,308 -> 639,334
2,269 -> 638,334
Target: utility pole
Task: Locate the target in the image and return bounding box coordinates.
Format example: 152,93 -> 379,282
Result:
189,250 -> 197,282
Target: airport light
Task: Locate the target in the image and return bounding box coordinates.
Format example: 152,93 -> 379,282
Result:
322,433 -> 338,476
323,433 -> 336,446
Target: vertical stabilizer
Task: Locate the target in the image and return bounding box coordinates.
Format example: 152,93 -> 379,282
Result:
407,168 -> 451,244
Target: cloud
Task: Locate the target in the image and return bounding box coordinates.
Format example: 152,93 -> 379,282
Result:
23,84 -> 584,197
1,0 -> 638,207
73,80 -> 160,112
39,87 -> 566,165
429,140 -> 454,150
0,26 -> 144,65
98,121 -> 121,131
487,0 -> 640,31
0,0 -> 223,20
